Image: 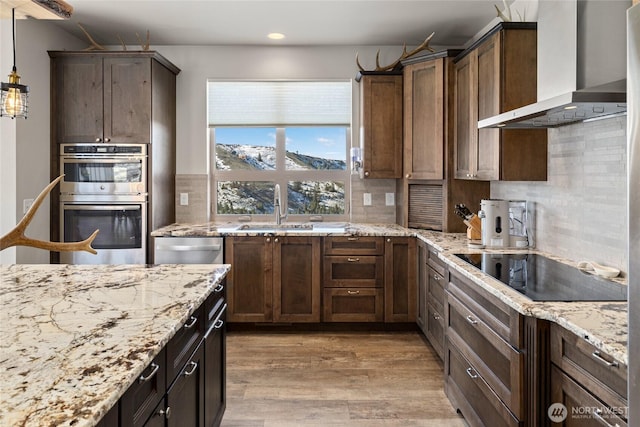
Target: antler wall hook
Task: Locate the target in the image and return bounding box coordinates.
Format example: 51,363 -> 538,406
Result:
0,175 -> 99,254
356,31 -> 436,72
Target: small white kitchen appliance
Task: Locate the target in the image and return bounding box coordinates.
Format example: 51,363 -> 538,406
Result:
478,199 -> 509,248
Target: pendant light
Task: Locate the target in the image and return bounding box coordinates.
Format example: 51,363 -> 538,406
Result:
1,8 -> 29,119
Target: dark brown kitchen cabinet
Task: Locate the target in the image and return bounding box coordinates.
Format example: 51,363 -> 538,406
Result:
273,236 -> 321,322
49,52 -> 179,144
384,237 -> 416,322
120,288 -> 226,427
166,305 -> 204,384
357,72 -> 403,178
400,50 -> 489,232
165,343 -> 205,427
445,343 -> 520,427
225,236 -> 321,323
204,301 -> 227,427
416,240 -> 428,334
445,268 -> 525,425
323,236 -> 385,322
454,23 -> 547,181
403,57 -> 445,181
121,348 -> 167,427
425,247 -> 446,359
550,323 -> 628,426
225,236 -> 272,322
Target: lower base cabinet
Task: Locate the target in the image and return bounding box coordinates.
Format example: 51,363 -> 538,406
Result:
118,283 -> 227,427
444,269 -> 524,426
147,344 -> 205,427
204,302 -> 227,427
445,342 -> 520,427
550,323 -> 628,427
322,288 -> 384,322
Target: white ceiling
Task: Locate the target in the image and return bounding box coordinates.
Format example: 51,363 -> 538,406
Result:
44,0 -> 515,48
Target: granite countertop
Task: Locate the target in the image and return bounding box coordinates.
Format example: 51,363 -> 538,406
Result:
152,221 -> 628,365
414,229 -> 629,366
0,263 -> 231,427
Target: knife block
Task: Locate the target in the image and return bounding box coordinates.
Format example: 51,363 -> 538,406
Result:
465,215 -> 482,240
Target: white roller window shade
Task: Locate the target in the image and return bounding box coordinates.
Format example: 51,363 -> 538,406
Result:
207,80 -> 351,126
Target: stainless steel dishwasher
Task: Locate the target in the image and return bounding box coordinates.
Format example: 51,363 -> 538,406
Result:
153,237 -> 224,264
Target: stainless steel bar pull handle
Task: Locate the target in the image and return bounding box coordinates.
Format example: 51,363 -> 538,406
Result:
213,284 -> 224,293
347,257 -> 360,262
592,350 -> 619,367
347,290 -> 360,295
183,316 -> 197,329
466,315 -> 478,325
138,362 -> 159,383
466,367 -> 478,379
183,361 -> 198,376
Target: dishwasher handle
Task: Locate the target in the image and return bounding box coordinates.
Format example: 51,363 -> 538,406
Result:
155,244 -> 222,252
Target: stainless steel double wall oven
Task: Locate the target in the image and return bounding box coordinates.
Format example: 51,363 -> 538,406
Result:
59,143 -> 148,264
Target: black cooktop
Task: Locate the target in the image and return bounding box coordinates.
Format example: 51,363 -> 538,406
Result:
454,253 -> 627,302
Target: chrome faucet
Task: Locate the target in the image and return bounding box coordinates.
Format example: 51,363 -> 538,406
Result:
274,184 -> 288,225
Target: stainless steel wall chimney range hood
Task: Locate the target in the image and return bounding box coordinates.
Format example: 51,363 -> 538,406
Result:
479,0 -> 629,129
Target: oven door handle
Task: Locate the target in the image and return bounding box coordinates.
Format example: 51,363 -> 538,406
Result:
60,158 -> 144,163
62,205 -> 141,211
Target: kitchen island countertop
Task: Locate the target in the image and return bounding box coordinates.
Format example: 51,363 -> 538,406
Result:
0,263 -> 230,427
152,222 -> 628,366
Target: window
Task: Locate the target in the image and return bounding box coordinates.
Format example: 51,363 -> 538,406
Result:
208,81 -> 352,220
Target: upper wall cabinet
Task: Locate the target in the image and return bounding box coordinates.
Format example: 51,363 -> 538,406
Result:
403,58 -> 444,180
454,23 -> 548,181
399,51 -> 489,232
357,72 -> 403,179
49,52 -> 180,144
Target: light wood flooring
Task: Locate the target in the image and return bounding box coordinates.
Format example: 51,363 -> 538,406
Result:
221,330 -> 466,427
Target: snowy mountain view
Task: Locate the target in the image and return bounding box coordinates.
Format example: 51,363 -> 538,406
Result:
215,143 -> 346,215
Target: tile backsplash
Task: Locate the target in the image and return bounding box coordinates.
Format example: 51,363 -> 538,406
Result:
492,116 -> 628,273
175,174 -> 209,223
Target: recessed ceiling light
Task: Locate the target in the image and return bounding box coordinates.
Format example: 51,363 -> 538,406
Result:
268,33 -> 285,40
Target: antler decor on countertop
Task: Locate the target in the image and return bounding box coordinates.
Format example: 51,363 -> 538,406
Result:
0,175 -> 99,254
356,31 -> 435,72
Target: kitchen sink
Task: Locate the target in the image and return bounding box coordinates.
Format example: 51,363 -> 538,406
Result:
231,223 -> 347,234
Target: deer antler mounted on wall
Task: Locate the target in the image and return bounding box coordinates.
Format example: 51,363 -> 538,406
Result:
0,175 -> 99,254
356,31 -> 436,72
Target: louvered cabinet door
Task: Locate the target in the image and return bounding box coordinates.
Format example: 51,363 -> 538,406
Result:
408,183 -> 443,230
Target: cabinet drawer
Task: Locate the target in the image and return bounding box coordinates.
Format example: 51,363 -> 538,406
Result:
427,265 -> 445,314
427,248 -> 446,277
550,324 -> 627,410
205,279 -> 226,329
323,255 -> 384,287
322,288 -> 384,322
446,291 -> 524,419
445,342 -> 520,427
120,348 -> 166,427
551,365 -> 628,427
448,269 -> 522,346
166,305 -> 204,385
323,236 -> 384,255
425,303 -> 444,360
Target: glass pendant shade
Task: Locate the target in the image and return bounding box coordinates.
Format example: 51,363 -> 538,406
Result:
1,68 -> 29,119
